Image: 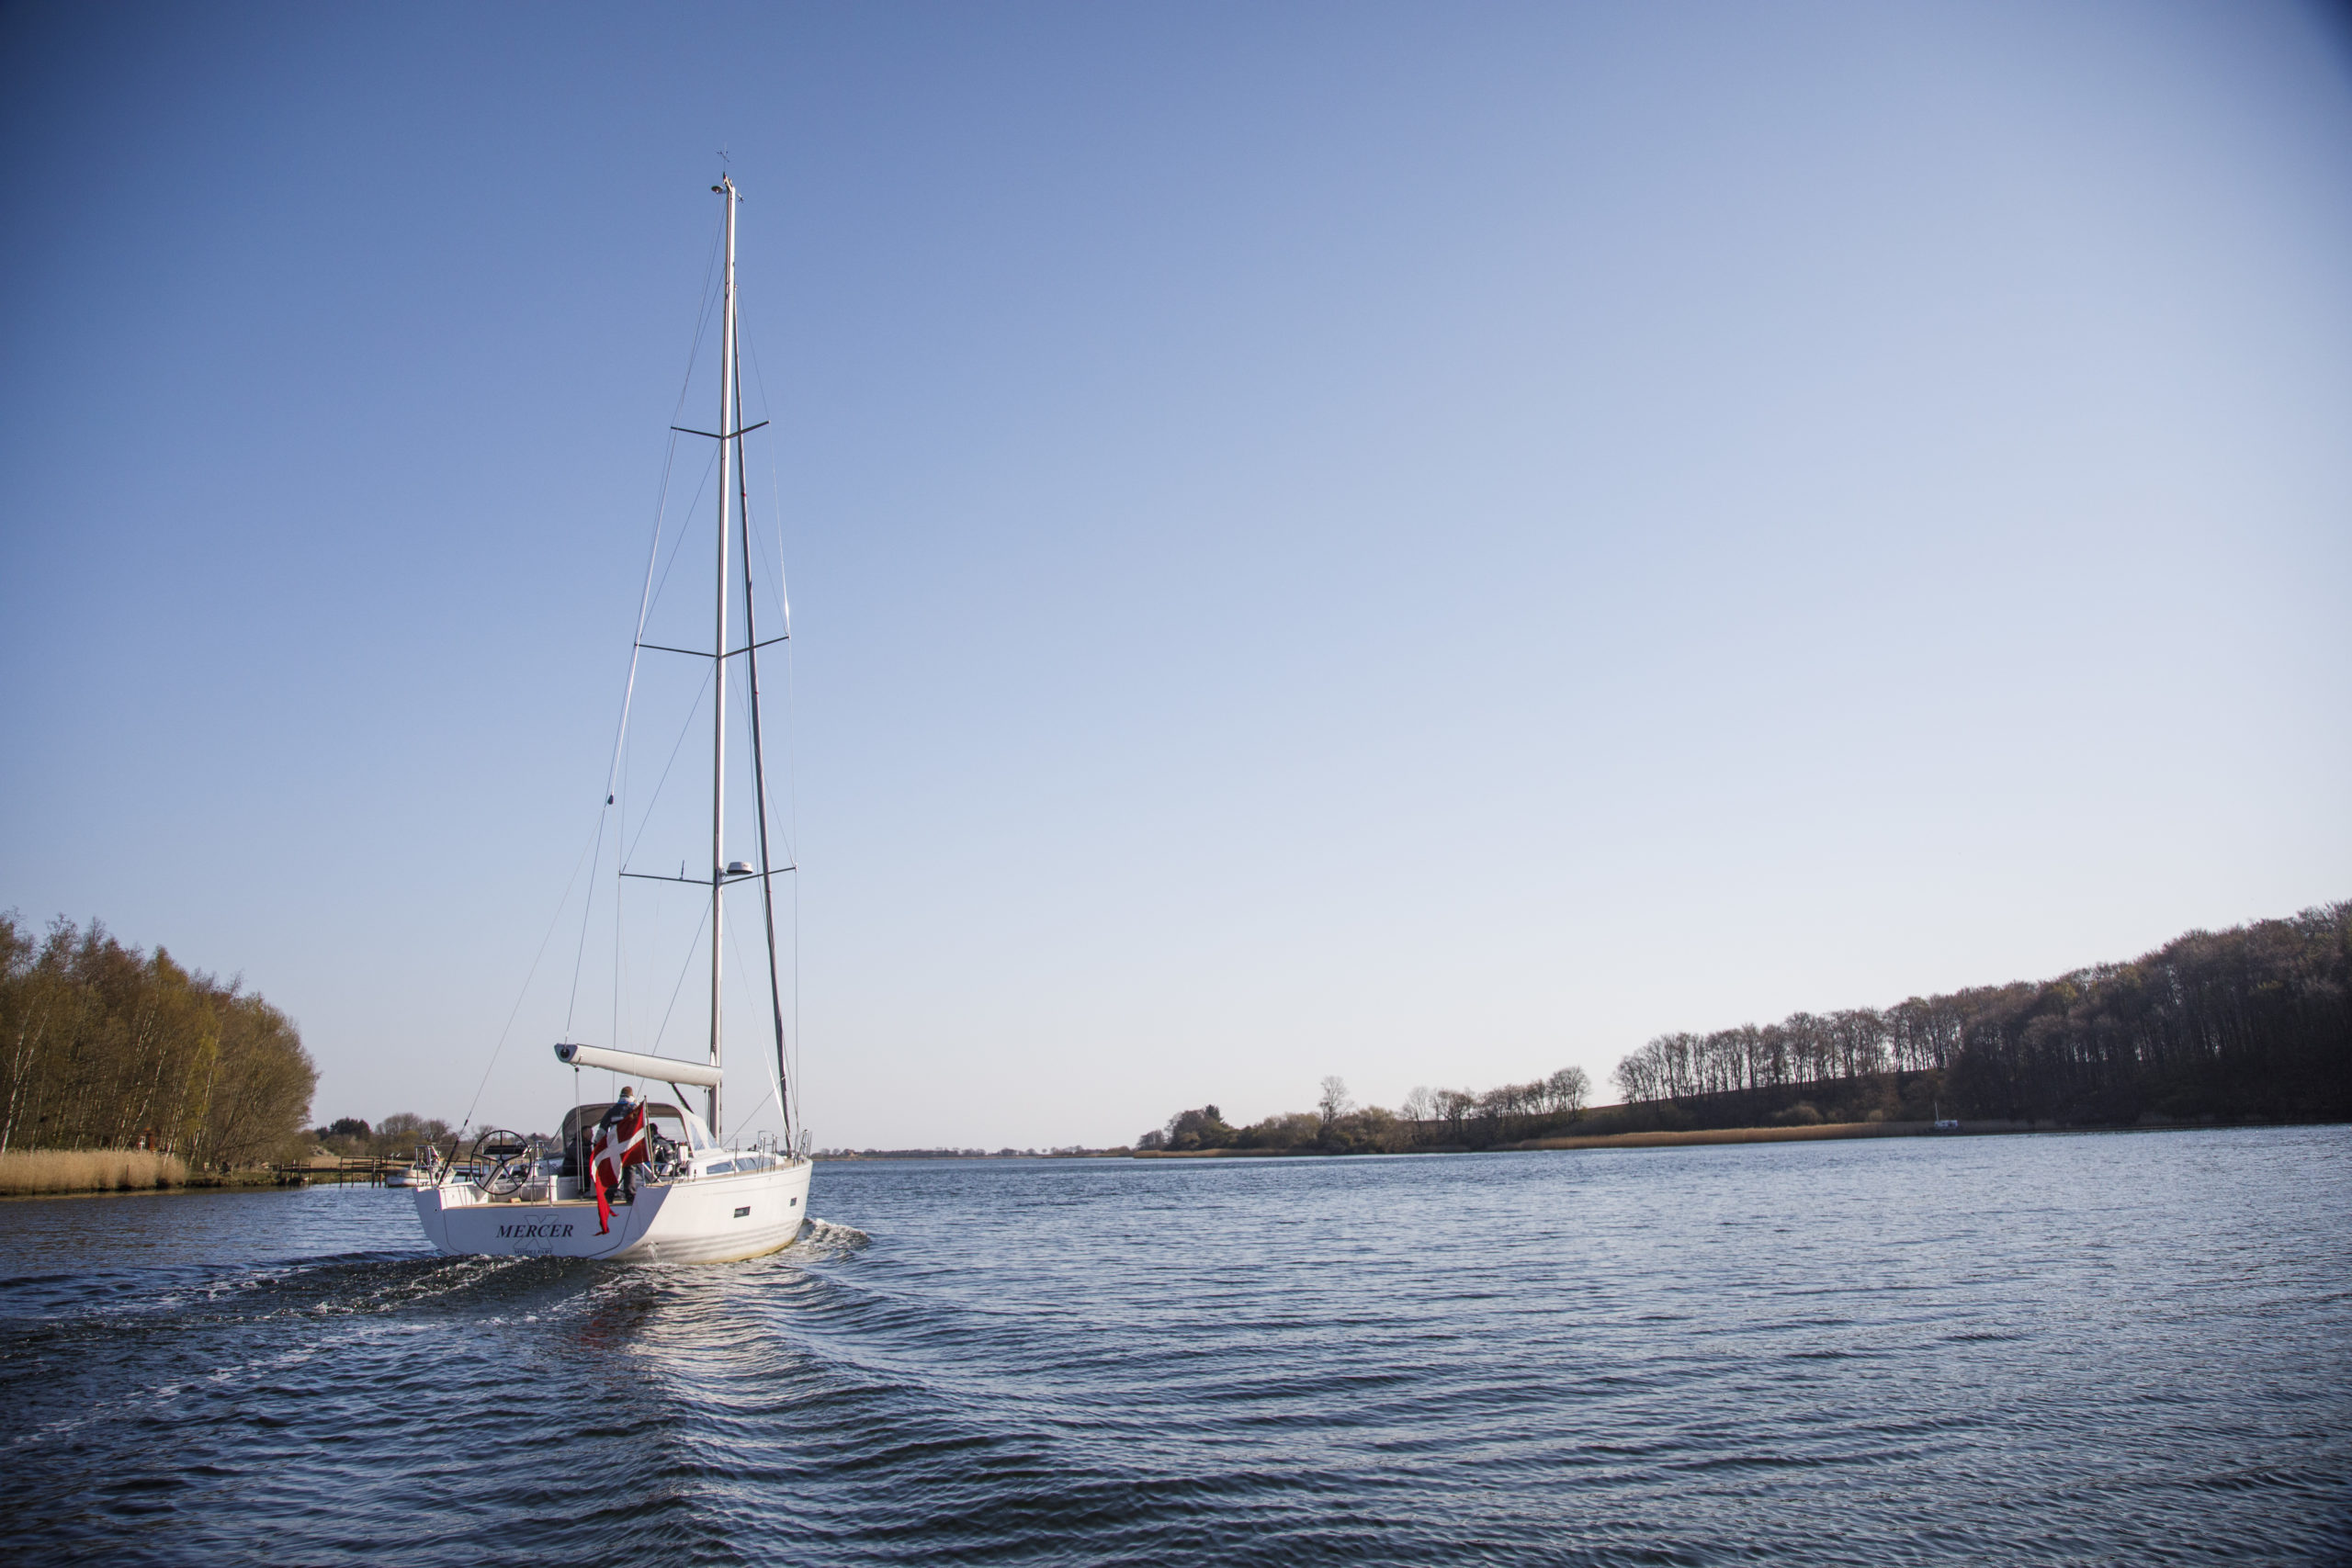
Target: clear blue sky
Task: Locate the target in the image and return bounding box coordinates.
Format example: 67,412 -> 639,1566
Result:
5,2 -> 2348,1149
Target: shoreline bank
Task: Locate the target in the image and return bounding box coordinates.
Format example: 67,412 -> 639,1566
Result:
1130,1117 -> 2336,1157
0,1149 -> 310,1199
1511,1120 -> 2006,1150
0,1148 -> 186,1198
1132,1122 -> 1980,1157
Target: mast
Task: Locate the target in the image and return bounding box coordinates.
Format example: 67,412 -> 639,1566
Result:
708,174 -> 738,1135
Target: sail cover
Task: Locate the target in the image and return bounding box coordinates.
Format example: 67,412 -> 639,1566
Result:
554,1041 -> 723,1088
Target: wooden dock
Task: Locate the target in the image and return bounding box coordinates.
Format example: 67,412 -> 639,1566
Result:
270,1156 -> 414,1185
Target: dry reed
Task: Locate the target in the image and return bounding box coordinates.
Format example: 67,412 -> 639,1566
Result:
1517,1122 -> 1929,1152
0,1148 -> 188,1195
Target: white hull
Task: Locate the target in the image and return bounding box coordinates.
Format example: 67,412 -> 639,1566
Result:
414,1157 -> 812,1263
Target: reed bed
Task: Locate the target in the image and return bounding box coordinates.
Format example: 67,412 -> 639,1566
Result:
1517,1122 -> 1936,1151
0,1148 -> 188,1195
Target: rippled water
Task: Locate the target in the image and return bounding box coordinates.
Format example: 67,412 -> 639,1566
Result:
3,1127 -> 2348,1565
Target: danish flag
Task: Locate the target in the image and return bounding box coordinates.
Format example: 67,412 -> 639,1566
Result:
589,1101 -> 648,1234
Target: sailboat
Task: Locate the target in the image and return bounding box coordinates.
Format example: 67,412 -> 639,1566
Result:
414,175 -> 815,1263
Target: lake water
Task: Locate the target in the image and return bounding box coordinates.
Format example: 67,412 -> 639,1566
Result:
2,1127 -> 2347,1565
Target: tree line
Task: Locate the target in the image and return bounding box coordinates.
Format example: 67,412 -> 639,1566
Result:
1140,1066 -> 1594,1155
1140,902 -> 2347,1153
1612,902 -> 2350,1125
0,914 -> 318,1168
312,1114 -> 454,1158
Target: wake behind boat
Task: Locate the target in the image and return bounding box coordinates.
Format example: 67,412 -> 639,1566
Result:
415,174 -> 813,1263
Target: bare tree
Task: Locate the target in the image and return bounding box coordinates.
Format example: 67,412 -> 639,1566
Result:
1544,1065 -> 1589,1120
1317,1076 -> 1351,1133
1434,1088 -> 1475,1142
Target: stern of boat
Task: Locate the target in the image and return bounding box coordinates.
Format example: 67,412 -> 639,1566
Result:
413,1156 -> 812,1262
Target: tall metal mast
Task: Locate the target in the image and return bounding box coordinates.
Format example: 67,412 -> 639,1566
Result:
707,174 -> 739,1135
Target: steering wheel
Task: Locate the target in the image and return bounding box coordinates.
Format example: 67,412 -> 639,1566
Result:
469,1129 -> 534,1194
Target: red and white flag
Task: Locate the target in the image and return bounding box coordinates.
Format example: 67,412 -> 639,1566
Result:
589,1102 -> 648,1234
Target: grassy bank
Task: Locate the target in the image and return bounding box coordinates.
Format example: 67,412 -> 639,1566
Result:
1131,1120 -> 2063,1158
1510,1121 -> 2014,1151
1132,1146 -> 1318,1159
0,1148 -> 188,1195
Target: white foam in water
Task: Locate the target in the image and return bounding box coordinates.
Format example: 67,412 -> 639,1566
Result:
793,1218 -> 871,1256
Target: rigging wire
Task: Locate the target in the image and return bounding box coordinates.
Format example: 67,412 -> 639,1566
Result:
676,220 -> 727,424
455,197 -> 811,1162
562,466 -> 673,1035
554,194 -> 807,1147
649,897 -> 713,1056
740,315 -> 796,650
737,324 -> 790,616
621,664 -> 714,869
562,809 -> 610,1038
612,874 -> 629,1053
740,307 -> 805,1143
738,321 -> 804,1128
726,645 -> 792,1140
645,445 -> 720,627
720,907 -> 786,1145
724,1085 -> 780,1142
787,658 -> 802,1144
458,809 -> 605,1134
729,323 -> 798,1146
557,210 -> 729,1047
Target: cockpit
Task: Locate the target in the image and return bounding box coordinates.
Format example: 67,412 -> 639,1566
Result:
554,1100 -> 716,1176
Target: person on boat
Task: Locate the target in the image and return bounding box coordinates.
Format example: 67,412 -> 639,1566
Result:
595,1088 -> 647,1204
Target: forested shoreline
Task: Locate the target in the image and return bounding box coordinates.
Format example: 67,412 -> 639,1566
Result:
1611,901 -> 2348,1126
6,901 -> 2338,1178
1140,1067 -> 1594,1155
1142,902 -> 2350,1155
0,914 -> 318,1169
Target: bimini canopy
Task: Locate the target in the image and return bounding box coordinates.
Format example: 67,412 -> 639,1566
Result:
559,1101 -> 714,1155
553,1041 -> 722,1089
